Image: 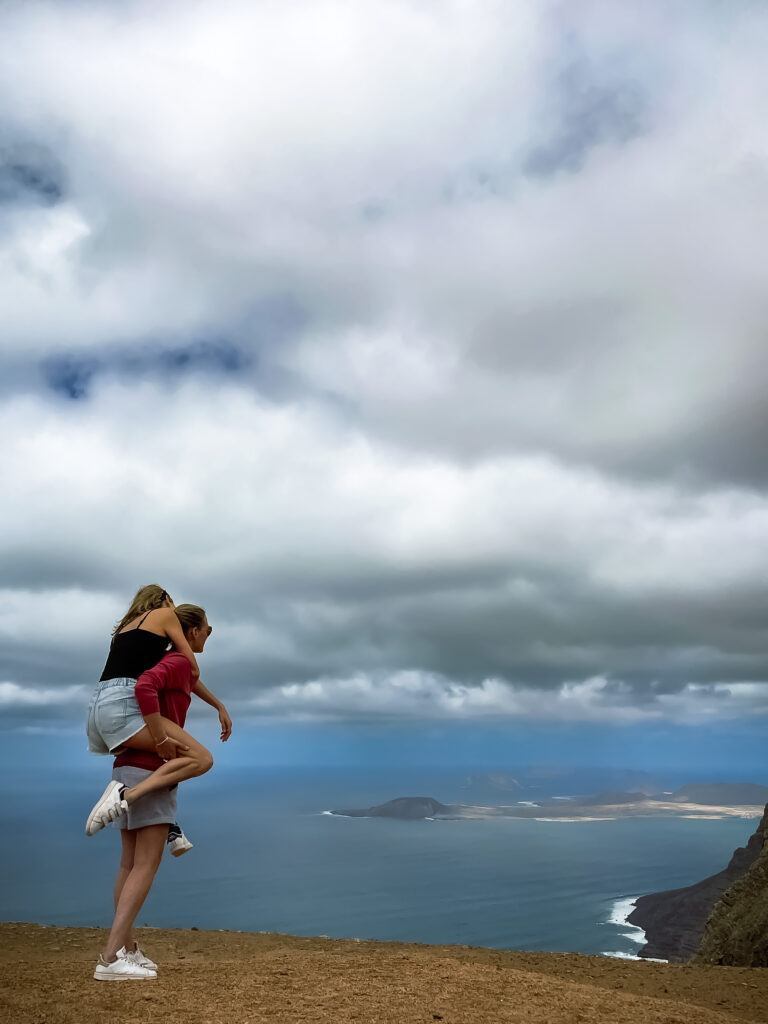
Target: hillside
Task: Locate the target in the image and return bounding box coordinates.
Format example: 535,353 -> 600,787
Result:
628,811 -> 766,961
695,803 -> 768,966
3,922 -> 768,1024
671,784 -> 768,806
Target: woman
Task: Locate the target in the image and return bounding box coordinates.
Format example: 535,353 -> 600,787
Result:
89,602 -> 229,979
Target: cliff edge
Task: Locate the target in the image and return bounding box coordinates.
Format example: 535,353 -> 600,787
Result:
628,806 -> 767,962
694,804 -> 768,966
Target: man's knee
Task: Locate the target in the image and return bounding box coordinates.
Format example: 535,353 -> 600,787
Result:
135,847 -> 164,872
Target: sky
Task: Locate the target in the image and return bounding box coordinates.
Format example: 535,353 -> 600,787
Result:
2,0 -> 768,777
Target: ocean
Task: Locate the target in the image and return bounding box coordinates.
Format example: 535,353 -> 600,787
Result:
0,765 -> 758,959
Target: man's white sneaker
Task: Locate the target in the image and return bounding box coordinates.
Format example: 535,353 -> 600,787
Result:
93,954 -> 156,980
118,945 -> 157,970
167,822 -> 194,857
85,780 -> 128,835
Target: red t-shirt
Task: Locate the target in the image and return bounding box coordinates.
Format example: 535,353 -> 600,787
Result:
113,651 -> 194,771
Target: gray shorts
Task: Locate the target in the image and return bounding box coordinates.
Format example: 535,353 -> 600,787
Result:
86,678 -> 146,755
112,765 -> 178,830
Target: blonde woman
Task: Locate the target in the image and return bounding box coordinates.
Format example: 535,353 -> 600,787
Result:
88,603 -> 229,979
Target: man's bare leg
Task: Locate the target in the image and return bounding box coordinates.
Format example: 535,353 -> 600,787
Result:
102,825 -> 166,961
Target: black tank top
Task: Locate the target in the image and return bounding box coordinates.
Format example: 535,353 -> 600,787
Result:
99,611 -> 172,681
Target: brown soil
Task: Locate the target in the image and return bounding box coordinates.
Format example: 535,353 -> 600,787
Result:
2,922 -> 768,1024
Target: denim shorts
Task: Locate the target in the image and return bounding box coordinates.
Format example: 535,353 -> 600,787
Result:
86,678 -> 147,755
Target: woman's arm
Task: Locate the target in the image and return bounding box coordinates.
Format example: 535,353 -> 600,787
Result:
191,678 -> 232,741
155,608 -> 200,679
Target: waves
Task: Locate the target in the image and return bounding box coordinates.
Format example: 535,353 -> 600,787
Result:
600,895 -> 666,961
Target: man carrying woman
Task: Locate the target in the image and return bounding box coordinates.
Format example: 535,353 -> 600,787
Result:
85,585 -> 231,980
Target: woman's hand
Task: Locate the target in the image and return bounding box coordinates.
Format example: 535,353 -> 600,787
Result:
155,736 -> 190,760
218,706 -> 232,742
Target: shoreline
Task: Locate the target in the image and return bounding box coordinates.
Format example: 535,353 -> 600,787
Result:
599,894 -> 664,963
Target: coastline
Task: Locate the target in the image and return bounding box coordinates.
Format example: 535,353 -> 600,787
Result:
599,895 -> 665,962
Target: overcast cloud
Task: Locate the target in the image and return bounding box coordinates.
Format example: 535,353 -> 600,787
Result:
2,0 -> 768,735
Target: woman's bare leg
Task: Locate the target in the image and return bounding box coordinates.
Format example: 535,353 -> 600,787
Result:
102,824 -> 166,960
117,719 -> 213,805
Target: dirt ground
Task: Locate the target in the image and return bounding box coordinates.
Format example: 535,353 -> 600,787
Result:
2,922 -> 768,1024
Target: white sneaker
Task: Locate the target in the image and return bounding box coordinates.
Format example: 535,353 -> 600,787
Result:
118,945 -> 157,970
85,780 -> 128,835
93,954 -> 156,980
167,822 -> 194,857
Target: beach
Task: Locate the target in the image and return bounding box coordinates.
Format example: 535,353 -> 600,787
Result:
2,921 -> 768,1024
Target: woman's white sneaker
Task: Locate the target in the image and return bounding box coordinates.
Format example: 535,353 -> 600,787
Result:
93,954 -> 156,980
118,945 -> 157,970
85,780 -> 128,835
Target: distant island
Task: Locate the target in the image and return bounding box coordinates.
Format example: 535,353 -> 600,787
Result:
329,783 -> 768,821
331,797 -> 453,820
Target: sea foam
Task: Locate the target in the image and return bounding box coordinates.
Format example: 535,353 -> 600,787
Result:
607,895 -> 647,944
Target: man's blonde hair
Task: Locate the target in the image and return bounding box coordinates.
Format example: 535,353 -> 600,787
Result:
174,603 -> 207,633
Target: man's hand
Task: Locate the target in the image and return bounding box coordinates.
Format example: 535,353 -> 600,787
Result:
218,707 -> 233,742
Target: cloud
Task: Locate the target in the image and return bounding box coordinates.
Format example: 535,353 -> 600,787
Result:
0,137 -> 65,207
1,1 -> 768,733
244,671 -> 768,726
2,379 -> 768,731
0,681 -> 87,707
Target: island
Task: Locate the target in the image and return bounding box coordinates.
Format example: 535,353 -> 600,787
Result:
329,783 -> 768,821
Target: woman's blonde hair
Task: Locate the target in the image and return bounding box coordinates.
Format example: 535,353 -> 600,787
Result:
112,584 -> 170,641
174,603 -> 207,633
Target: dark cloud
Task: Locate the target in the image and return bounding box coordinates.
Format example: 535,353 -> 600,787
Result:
0,139 -> 65,207
42,340 -> 251,399
524,50 -> 648,178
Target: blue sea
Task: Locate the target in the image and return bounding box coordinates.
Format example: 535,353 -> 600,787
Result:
0,765 -> 758,958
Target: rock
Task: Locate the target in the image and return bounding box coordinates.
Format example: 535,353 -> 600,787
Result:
628,804 -> 768,962
693,805 -> 768,966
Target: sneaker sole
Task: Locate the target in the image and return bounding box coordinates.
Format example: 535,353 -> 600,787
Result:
85,781 -> 126,836
169,844 -> 193,857
93,970 -> 157,981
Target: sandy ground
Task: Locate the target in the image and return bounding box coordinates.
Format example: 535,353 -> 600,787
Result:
2,923 -> 768,1024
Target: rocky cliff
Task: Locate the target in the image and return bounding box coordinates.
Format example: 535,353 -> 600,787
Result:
693,804 -> 768,966
628,807 -> 767,962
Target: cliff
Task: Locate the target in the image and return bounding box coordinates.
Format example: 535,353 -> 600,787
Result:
628,804 -> 768,962
694,804 -> 768,966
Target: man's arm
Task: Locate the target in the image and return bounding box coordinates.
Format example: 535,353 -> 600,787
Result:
135,657 -> 190,759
